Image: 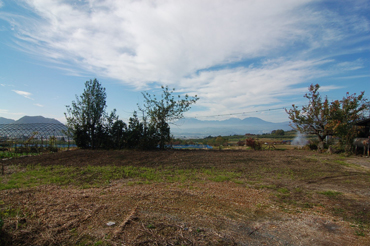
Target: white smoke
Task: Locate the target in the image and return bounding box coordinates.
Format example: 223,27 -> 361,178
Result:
292,132 -> 309,147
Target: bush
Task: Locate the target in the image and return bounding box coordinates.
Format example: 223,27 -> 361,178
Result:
237,140 -> 245,146
307,140 -> 318,150
245,138 -> 262,150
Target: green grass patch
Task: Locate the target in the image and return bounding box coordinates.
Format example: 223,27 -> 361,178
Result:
0,164 -> 242,190
277,187 -> 290,194
334,160 -> 351,167
209,175 -> 231,182
318,190 -> 342,198
0,151 -> 40,159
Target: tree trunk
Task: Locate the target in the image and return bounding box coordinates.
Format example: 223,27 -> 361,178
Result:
317,136 -> 325,152
91,125 -> 95,149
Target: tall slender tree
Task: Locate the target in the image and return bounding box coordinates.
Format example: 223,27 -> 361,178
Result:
65,79 -> 116,149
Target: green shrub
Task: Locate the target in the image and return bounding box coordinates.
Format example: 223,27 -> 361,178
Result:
246,138 -> 262,150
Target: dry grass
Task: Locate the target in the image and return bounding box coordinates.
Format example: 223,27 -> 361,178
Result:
1,149 -> 370,245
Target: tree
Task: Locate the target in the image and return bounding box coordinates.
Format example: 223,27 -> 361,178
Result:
286,84 -> 369,151
215,136 -> 228,146
271,129 -> 285,136
125,111 -> 161,150
326,91 -> 368,152
286,84 -> 330,150
109,119 -> 127,149
126,111 -> 144,149
140,86 -> 199,149
65,79 -> 116,149
246,137 -> 261,150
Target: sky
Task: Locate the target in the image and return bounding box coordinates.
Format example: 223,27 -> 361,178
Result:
0,0 -> 369,124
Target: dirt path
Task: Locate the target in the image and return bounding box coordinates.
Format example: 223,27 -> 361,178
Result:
346,156 -> 370,170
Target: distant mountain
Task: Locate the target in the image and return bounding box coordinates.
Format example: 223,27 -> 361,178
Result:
13,116 -> 63,124
0,117 -> 15,124
171,117 -> 292,138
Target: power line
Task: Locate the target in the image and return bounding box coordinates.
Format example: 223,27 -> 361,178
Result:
120,105 -> 300,120
190,107 -> 288,119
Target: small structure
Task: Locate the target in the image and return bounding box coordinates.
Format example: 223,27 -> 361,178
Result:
354,118 -> 370,156
355,118 -> 370,136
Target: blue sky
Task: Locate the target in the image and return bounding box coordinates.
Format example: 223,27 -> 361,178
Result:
0,0 -> 369,124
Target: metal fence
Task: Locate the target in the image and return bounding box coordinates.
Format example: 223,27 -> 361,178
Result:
0,123 -> 75,155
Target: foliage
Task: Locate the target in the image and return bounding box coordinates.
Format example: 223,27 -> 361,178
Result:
237,140 -> 245,146
140,86 -> 199,149
124,111 -> 161,150
245,138 -> 261,150
271,129 -> 285,136
286,84 -> 368,151
64,82 -> 199,150
109,120 -> 127,149
126,111 -> 144,149
326,91 -> 368,152
286,84 -> 331,150
65,79 -> 118,149
215,136 -> 228,146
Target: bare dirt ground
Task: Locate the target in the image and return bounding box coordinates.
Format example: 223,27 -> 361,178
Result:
1,149 -> 370,245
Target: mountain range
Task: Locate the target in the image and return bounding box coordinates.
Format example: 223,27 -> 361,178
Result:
0,116 -> 63,125
171,117 -> 292,138
0,115 -> 292,138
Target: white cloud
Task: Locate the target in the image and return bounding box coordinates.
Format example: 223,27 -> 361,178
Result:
12,90 -> 33,99
335,75 -> 370,80
0,1 -> 3,9
34,103 -> 44,107
2,0 -> 369,121
178,58 -> 341,119
4,0 -> 357,87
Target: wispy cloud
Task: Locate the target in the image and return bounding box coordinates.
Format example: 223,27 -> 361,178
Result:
34,103 -> 44,107
12,90 -> 33,100
0,109 -> 23,117
1,0 -> 369,120
3,1 -> 368,86
334,75 -> 370,80
178,58 -> 346,118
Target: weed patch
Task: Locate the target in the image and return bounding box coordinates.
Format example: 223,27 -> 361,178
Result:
0,164 -> 244,190
318,190 -> 342,198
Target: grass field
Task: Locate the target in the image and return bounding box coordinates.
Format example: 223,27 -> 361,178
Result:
1,149 -> 370,245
